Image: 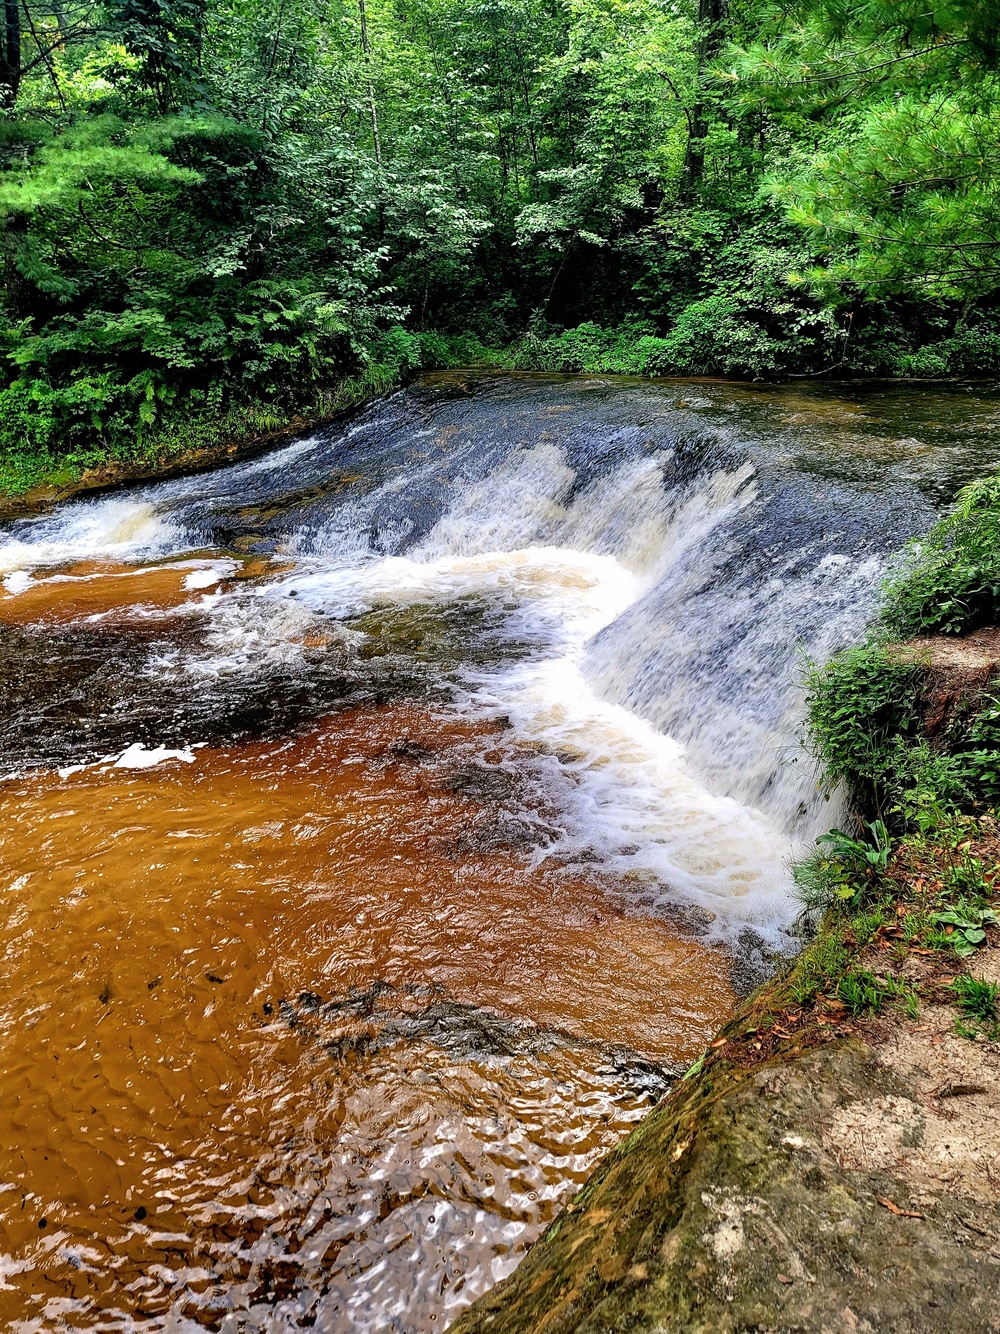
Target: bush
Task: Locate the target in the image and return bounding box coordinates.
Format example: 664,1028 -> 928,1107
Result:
883,474 -> 1000,637
806,646 -> 920,808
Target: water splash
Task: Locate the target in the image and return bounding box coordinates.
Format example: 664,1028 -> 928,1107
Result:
0,497 -> 180,575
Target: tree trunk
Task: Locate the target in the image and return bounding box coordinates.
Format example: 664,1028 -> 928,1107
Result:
358,0 -> 382,168
681,0 -> 728,198
1,0 -> 21,110
2,213 -> 34,321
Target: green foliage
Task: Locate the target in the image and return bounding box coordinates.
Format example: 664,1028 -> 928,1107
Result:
806,647 -> 920,811
794,820 -> 892,913
650,241 -> 843,377
883,475 -> 1000,637
791,849 -> 844,912
806,468 -> 1000,824
837,969 -> 885,1015
951,974 -> 1000,1025
933,906 -> 1000,960
818,821 -> 891,875
734,0 -> 1000,299
5,0 -> 1000,490
788,933 -> 849,1005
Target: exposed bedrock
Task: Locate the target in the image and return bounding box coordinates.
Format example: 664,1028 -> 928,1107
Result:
450,1033 -> 1000,1333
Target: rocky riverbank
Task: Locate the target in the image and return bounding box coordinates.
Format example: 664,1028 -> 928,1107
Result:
452,914 -> 1000,1333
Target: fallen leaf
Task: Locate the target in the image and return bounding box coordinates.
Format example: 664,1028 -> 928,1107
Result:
876,1196 -> 924,1219
777,1273 -> 793,1285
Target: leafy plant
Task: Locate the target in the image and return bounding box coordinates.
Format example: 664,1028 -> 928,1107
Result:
932,907 -> 999,959
883,476 -> 1000,638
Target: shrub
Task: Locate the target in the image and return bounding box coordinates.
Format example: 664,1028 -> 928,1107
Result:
883,474 -> 1000,637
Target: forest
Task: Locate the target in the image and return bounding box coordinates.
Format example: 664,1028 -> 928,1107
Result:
1,0 -> 998,488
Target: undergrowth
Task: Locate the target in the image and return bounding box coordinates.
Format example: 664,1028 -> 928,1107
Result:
0,329 -> 500,497
779,813 -> 1000,1042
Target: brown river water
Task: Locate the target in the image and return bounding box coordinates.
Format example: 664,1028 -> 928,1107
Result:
2,374 -> 1000,1330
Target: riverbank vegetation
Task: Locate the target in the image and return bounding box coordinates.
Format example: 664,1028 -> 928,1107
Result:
758,478 -> 1000,1049
3,0 -> 1000,489
808,475 -> 1000,824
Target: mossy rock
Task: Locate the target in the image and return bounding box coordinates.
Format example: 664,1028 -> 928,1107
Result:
451,1038 -> 1000,1333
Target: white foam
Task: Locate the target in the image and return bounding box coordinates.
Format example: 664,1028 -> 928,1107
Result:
275,527 -> 799,944
182,561 -> 238,590
471,656 -> 797,942
2,570 -> 32,595
0,498 -> 180,575
238,435 -> 318,474
57,743 -> 200,778
112,742 -> 197,769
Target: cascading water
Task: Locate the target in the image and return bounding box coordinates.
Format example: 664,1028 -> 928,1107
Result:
1,373 -> 998,1330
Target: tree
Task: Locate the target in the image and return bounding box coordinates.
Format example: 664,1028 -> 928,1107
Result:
735,0 -> 1000,298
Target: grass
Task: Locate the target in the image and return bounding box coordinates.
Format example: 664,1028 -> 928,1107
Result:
951,975 -> 1000,1039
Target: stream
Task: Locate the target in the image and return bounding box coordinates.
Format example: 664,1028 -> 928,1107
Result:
2,372 -> 999,1331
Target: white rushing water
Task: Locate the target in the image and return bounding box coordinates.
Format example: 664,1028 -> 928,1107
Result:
272,444 -> 803,943
0,497 -> 183,575
1,381 -> 938,951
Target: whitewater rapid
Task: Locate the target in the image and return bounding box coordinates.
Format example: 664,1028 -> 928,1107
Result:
1,375 -> 963,950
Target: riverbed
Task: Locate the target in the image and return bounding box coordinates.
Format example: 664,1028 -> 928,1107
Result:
2,373 -> 999,1330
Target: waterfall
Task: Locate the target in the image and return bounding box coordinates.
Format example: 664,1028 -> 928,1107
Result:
0,376 -> 946,949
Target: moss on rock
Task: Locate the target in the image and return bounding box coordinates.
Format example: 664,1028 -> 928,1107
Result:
451,1036 -> 1000,1333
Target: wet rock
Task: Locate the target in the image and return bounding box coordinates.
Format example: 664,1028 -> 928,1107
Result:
276,982 -> 676,1102
0,608 -> 448,768
349,597 -> 533,668
450,1038 -> 1000,1334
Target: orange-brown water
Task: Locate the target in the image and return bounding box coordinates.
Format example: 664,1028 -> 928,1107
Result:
0,557 -> 284,627
0,583 -> 733,1329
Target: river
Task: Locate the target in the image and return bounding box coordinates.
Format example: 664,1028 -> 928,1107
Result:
1,372 -> 998,1331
